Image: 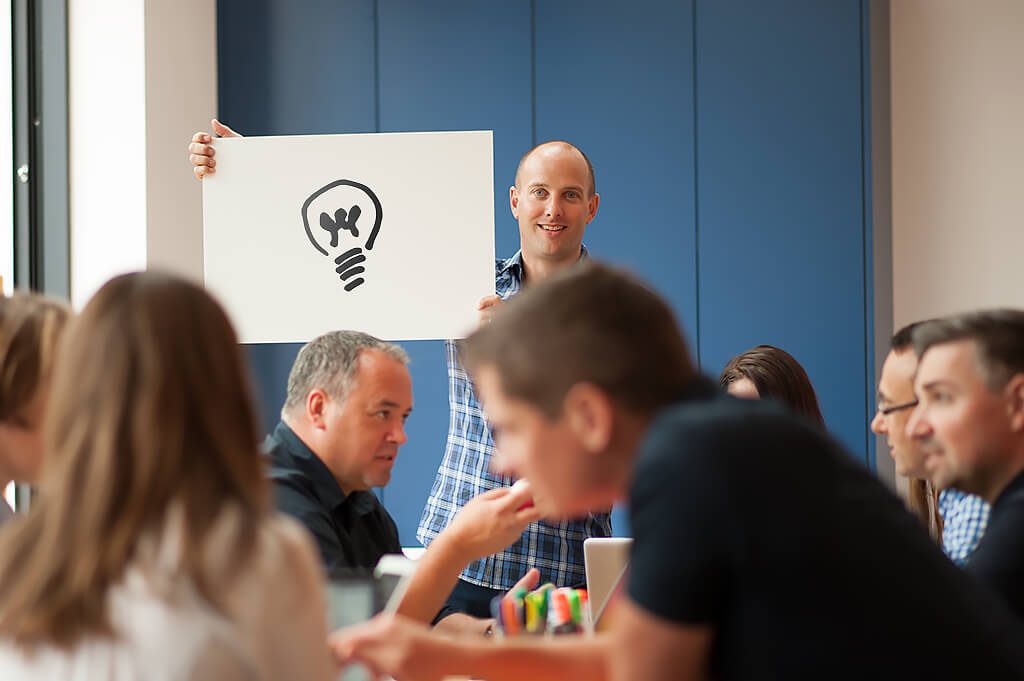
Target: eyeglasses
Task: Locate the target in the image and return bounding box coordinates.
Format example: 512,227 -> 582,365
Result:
877,399 -> 919,416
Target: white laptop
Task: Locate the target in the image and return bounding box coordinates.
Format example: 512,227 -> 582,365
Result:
583,537 -> 633,630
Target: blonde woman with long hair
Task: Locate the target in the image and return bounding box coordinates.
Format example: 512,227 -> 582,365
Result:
0,291 -> 69,521
0,272 -> 333,680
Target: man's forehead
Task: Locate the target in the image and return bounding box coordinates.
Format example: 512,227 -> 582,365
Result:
882,349 -> 918,383
915,340 -> 979,384
473,365 -> 538,419
349,353 -> 411,391
349,378 -> 412,398
877,350 -> 914,398
354,349 -> 408,375
518,146 -> 589,182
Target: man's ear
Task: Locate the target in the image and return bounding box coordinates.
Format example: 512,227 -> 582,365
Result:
563,382 -> 615,454
1006,374 -> 1024,432
586,192 -> 600,224
509,185 -> 520,219
307,389 -> 329,429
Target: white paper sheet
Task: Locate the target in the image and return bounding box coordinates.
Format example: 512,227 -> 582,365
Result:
203,130 -> 495,343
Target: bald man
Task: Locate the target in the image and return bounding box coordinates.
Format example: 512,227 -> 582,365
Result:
417,141 -> 611,616
189,127 -> 611,615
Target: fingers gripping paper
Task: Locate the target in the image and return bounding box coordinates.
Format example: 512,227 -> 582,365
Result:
203,131 -> 495,342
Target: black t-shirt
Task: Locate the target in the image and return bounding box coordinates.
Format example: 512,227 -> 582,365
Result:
966,471 -> 1024,621
265,421 -> 401,571
628,379 -> 1024,680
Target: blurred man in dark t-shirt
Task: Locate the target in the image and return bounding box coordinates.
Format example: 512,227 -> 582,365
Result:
331,264 -> 1024,681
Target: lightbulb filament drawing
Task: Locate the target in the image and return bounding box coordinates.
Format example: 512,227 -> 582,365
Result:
302,179 -> 382,292
320,205 -> 361,246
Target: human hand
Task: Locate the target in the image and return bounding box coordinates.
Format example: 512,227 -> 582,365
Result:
188,118 -> 242,179
443,481 -> 542,563
508,567 -> 542,595
329,614 -> 454,681
478,295 -> 503,327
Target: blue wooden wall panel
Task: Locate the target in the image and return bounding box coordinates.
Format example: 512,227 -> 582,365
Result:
377,0 -> 533,259
695,0 -> 868,458
216,0 -> 271,135
218,0 -> 376,136
375,0 -> 533,543
219,0 -> 873,544
534,0 -> 698,536
244,343 -> 302,438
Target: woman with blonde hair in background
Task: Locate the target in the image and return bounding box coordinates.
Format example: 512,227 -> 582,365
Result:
0,291 -> 69,522
0,272 -> 333,680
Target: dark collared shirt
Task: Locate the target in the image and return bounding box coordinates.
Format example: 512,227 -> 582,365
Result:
966,470 -> 1024,622
265,421 -> 401,571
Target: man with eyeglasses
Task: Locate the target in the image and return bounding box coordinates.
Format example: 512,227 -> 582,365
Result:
871,322 -> 989,565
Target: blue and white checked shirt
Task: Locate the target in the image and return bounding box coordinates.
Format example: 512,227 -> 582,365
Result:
417,249 -> 612,590
938,488 -> 990,566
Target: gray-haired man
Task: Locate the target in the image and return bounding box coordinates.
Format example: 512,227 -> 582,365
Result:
908,310 -> 1024,621
267,330 -> 541,634
268,331 -> 412,569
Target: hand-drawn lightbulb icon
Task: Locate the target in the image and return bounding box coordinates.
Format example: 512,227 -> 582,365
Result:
301,179 -> 383,292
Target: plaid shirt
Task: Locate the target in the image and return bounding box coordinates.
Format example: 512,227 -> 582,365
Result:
417,248 -> 611,590
938,488 -> 990,566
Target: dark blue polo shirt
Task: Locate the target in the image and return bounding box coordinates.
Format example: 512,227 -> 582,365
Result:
265,421 -> 401,572
966,470 -> 1024,622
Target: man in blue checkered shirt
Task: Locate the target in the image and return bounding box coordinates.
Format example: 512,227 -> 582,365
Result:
872,322 -> 989,562
417,141 -> 612,616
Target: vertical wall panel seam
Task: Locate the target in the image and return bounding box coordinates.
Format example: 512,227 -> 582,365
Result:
860,0 -> 872,466
692,0 -> 702,367
529,0 -> 536,146
373,0 -> 381,133
372,3 -> 382,506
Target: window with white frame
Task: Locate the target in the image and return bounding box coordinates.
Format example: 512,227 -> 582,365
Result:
1,0 -> 13,296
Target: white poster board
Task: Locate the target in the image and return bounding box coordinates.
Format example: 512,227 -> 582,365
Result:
203,130 -> 495,343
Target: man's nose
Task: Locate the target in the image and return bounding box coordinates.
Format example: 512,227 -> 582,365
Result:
906,407 -> 929,441
545,196 -> 563,218
389,420 -> 408,445
870,410 -> 886,435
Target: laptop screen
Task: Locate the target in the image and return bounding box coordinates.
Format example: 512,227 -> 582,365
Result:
583,537 -> 633,631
